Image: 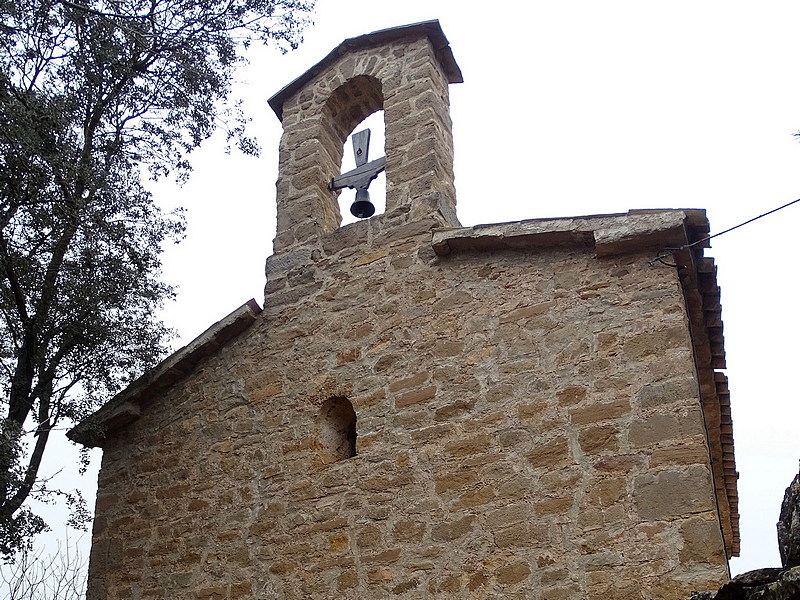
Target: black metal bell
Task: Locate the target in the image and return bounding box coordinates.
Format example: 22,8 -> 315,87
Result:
350,188 -> 375,219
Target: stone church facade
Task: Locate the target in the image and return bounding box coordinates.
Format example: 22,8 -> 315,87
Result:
70,21 -> 739,599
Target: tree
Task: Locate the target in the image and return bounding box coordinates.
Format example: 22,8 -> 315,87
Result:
0,535 -> 86,599
0,0 -> 314,559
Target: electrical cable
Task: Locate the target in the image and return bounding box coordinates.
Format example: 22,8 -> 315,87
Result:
650,198 -> 800,267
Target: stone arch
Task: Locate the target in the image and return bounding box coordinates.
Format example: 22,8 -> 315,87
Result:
319,396 -> 357,462
319,75 -> 385,224
323,75 -> 385,149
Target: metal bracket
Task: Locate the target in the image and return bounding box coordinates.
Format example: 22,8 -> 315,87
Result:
330,156 -> 386,191
329,128 -> 386,192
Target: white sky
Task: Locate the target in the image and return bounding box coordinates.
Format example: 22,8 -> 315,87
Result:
23,0 -> 800,581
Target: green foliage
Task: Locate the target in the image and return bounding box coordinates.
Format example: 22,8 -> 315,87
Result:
0,0 -> 314,559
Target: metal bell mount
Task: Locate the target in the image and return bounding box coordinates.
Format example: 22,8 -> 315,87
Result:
329,128 -> 386,219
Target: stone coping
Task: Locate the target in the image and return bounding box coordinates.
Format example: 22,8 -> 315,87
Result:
268,19 -> 463,121
431,209 -> 695,257
67,299 -> 262,448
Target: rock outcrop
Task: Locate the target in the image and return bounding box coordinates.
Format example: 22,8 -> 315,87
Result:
778,466 -> 800,569
689,567 -> 800,599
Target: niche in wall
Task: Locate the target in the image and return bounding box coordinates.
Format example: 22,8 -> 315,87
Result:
319,397 -> 357,462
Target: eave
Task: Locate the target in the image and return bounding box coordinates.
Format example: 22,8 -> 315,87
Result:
67,299 -> 262,448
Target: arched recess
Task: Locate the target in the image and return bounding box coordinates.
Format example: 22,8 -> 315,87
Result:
320,75 -> 385,227
319,397 -> 357,462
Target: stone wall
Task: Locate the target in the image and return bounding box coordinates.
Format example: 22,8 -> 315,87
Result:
76,22 -> 736,600
85,213 -> 730,599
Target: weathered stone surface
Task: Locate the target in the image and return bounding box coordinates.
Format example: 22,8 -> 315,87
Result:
634,466 -> 716,520
778,465 -> 800,568
680,517 -> 728,564
594,210 -> 688,256
638,375 -> 698,408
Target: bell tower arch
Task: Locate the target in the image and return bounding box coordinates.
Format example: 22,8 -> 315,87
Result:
268,21 -> 463,252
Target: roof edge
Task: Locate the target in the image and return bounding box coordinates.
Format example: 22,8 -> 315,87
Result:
431,209 -> 703,256
268,19 -> 463,121
674,245 -> 740,557
68,299 -> 262,448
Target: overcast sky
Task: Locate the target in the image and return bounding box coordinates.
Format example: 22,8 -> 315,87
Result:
24,0 -> 800,580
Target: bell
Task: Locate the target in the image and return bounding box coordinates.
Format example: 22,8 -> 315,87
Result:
350,188 -> 375,219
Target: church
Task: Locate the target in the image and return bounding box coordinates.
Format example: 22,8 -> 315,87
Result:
70,21 -> 738,599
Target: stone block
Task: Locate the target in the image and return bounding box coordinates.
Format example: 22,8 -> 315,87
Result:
649,444 -> 709,466
540,584 -> 583,600
493,522 -> 551,548
637,375 -> 698,408
435,468 -> 479,494
388,371 -> 428,392
392,520 -> 426,543
495,562 -> 532,585
578,425 -> 619,454
634,466 -> 716,521
444,434 -> 492,457
557,386 -> 588,406
486,504 -> 533,529
584,477 -> 626,508
680,516 -> 726,564
430,516 -> 474,542
525,436 -> 571,467
570,398 -> 631,425
535,496 -> 574,515
623,326 -> 688,359
628,411 -> 704,447
499,301 -> 555,324
394,385 -> 436,408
